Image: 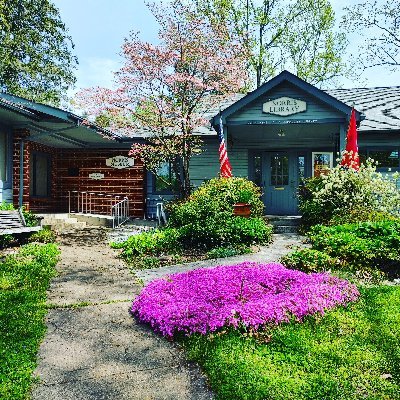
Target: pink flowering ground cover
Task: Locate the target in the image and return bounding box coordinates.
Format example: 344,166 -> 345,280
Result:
131,262 -> 360,337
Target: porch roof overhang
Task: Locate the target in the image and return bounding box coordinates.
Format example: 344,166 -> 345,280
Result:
0,92 -> 123,148
210,70 -> 364,128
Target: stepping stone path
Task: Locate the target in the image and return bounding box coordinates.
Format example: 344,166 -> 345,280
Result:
32,227 -> 214,400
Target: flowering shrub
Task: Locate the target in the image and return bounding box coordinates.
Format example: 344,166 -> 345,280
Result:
132,262 -> 359,337
299,157 -> 400,228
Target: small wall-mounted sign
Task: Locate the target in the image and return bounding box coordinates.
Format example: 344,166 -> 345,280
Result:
89,173 -> 105,180
263,97 -> 307,116
106,156 -> 135,169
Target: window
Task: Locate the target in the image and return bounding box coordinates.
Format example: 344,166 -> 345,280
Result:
0,132 -> 7,182
154,162 -> 179,193
298,155 -> 305,182
312,152 -> 333,177
270,154 -> 289,186
360,148 -> 399,171
30,153 -> 51,197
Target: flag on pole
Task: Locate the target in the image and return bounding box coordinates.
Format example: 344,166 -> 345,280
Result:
218,116 -> 233,178
341,108 -> 360,170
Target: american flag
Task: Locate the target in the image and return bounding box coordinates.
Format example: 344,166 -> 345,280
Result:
218,116 -> 232,178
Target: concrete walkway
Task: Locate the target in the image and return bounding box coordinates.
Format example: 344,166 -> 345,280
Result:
32,228 -> 214,400
136,233 -> 306,285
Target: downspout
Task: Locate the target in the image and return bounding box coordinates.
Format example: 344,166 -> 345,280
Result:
18,139 -> 24,208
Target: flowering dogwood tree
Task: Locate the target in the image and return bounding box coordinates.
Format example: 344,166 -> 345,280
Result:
76,0 -> 248,198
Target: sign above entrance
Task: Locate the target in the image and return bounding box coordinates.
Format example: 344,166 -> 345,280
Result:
263,97 -> 307,116
106,156 -> 135,169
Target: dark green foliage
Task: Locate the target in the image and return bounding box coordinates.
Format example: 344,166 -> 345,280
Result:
329,209 -> 399,226
183,286 -> 400,400
0,243 -> 59,399
178,216 -> 272,249
28,228 -> 56,243
308,221 -> 400,278
114,178 -> 272,265
207,245 -> 251,259
167,177 -> 270,249
0,234 -> 14,249
280,248 -> 338,273
111,228 -> 182,259
167,177 -> 265,227
21,208 -> 39,227
0,0 -> 77,104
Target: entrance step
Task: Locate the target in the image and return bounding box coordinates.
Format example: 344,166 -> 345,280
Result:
265,215 -> 301,233
37,213 -> 88,230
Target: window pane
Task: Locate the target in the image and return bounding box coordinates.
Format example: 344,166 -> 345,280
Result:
155,162 -> 179,193
369,150 -> 399,169
31,154 -> 50,197
270,155 -> 289,186
0,132 -> 7,181
313,152 -> 332,177
298,156 -> 305,181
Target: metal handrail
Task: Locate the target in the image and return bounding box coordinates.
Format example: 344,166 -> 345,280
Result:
68,190 -> 130,228
111,197 -> 129,228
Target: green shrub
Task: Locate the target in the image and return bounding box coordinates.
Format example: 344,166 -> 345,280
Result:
111,227 -> 182,261
0,234 -> 14,249
165,177 -> 271,250
167,177 -> 265,227
206,245 -> 252,259
308,221 -> 400,278
0,202 -> 14,211
178,217 -> 272,249
280,248 -> 338,273
299,158 -> 400,229
0,203 -> 39,227
28,228 -> 56,243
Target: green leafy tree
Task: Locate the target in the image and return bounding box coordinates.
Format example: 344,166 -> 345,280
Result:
342,0 -> 400,71
0,0 -> 77,105
195,0 -> 348,87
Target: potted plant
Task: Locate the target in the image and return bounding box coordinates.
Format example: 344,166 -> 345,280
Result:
233,190 -> 252,217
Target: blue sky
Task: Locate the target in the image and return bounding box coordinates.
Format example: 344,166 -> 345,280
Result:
53,0 -> 400,92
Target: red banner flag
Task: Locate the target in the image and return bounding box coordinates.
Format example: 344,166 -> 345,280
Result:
341,108 -> 360,170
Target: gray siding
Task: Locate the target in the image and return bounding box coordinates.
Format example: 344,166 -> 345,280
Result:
189,138 -> 248,188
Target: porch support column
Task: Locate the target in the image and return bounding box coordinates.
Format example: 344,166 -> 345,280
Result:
18,139 -> 24,208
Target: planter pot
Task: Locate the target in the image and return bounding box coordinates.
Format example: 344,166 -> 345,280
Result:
233,203 -> 251,218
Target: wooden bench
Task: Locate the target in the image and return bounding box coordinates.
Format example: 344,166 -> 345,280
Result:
0,209 -> 41,235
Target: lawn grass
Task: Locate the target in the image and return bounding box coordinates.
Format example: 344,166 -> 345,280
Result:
183,285 -> 400,400
0,243 -> 59,399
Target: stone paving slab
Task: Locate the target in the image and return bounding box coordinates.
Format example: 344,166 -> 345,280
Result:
33,302 -> 212,400
32,228 -> 214,400
136,233 -> 306,285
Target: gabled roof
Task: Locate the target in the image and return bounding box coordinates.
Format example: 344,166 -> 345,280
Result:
211,70 -> 362,127
0,92 -> 122,146
326,86 -> 400,132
